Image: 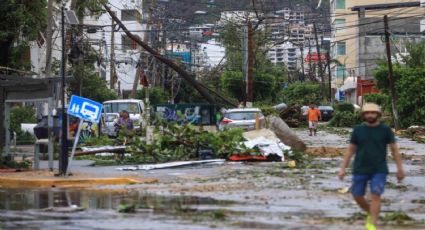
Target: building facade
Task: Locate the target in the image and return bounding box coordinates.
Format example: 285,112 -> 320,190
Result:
330,0 -> 425,103
85,0 -> 147,95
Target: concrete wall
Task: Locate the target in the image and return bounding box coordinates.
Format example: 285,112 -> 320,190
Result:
358,17 -> 425,78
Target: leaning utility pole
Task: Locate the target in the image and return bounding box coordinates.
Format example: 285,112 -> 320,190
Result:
313,22 -> 325,85
110,12 -> 116,89
102,3 -> 220,105
384,15 -> 401,130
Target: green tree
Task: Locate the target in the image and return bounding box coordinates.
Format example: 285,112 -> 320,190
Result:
10,106 -> 37,134
136,87 -> 170,105
280,82 -> 322,105
218,21 -> 288,104
373,66 -> 425,128
0,0 -> 46,69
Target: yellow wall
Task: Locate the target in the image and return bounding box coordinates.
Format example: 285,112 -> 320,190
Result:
331,0 -> 424,85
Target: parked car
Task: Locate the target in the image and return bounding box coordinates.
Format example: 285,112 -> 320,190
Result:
101,113 -> 120,137
103,99 -> 146,131
318,105 -> 334,121
219,108 -> 264,131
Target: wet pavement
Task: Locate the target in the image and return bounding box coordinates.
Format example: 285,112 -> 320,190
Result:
1,128 -> 425,229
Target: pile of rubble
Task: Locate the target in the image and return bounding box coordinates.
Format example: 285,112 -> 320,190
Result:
402,126 -> 425,143
278,105 -> 305,128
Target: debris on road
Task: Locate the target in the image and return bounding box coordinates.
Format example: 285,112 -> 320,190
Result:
116,159 -> 225,171
278,105 -> 304,127
76,146 -> 127,156
401,126 -> 425,143
305,147 -> 346,157
228,129 -> 290,162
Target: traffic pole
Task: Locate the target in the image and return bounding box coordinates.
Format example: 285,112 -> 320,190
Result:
59,4 -> 68,176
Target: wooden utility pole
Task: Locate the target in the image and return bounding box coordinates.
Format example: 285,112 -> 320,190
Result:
384,15 -> 401,130
307,38 -> 313,81
300,45 -> 305,81
130,56 -> 142,99
45,0 -> 54,78
110,12 -> 116,89
246,21 -> 254,107
326,52 -> 332,102
313,22 -> 325,85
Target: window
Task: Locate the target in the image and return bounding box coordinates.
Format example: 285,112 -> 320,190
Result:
121,9 -> 141,22
336,42 -> 346,55
103,102 -> 140,114
336,0 -> 345,9
334,19 -> 346,31
122,35 -> 139,51
336,64 -> 346,79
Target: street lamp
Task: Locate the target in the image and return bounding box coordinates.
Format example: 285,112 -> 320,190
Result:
59,4 -> 78,176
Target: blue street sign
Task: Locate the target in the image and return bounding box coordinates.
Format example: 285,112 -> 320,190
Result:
338,90 -> 345,101
67,95 -> 103,123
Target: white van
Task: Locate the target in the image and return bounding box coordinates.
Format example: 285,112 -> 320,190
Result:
103,99 -> 145,131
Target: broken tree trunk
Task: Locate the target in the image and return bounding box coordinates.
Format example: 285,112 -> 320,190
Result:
268,116 -> 307,152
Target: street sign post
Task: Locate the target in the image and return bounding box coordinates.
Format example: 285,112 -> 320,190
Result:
66,95 -> 103,176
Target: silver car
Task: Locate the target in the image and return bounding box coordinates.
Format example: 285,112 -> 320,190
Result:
219,108 -> 264,131
101,113 -> 120,137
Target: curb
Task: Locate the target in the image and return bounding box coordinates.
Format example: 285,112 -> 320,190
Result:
0,177 -> 158,188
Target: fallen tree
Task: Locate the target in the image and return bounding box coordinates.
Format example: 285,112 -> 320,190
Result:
268,116 -> 307,152
102,3 -> 237,107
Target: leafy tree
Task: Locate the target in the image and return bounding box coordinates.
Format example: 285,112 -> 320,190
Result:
69,63 -> 116,102
374,65 -> 425,128
404,41 -> 425,68
280,82 -> 323,105
136,87 -> 170,105
363,93 -> 390,113
10,106 -> 37,134
0,0 -> 46,69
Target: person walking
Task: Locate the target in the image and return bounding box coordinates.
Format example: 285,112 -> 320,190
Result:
338,103 -> 405,230
307,104 -> 321,136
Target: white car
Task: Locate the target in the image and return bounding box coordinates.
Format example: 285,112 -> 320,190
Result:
219,108 -> 264,131
103,99 -> 146,131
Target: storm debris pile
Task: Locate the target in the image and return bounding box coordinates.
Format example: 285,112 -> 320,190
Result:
401,126 -> 425,143
278,105 -> 304,128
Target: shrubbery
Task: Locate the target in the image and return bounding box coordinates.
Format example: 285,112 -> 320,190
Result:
334,103 -> 355,113
329,103 -> 361,127
280,82 -> 322,105
329,111 -> 362,127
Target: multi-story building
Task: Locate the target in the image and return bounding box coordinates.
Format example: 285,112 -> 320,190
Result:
85,0 -> 147,95
330,0 -> 425,103
268,42 -> 302,71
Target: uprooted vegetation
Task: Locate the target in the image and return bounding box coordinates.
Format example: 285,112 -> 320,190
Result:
129,120 -> 246,163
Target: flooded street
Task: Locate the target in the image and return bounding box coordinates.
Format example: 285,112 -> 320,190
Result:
1,129 -> 425,229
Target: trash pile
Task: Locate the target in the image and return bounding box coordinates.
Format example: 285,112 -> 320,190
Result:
228,129 -> 291,162
278,105 -> 305,128
401,126 -> 425,143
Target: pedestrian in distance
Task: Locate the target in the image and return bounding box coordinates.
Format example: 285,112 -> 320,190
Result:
115,110 -> 134,145
338,103 -> 405,230
307,104 -> 321,136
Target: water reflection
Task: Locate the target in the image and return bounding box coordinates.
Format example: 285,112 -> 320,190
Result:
0,189 -> 233,211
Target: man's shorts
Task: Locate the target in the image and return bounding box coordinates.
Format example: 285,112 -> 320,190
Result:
351,173 -> 387,197
308,121 -> 318,129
